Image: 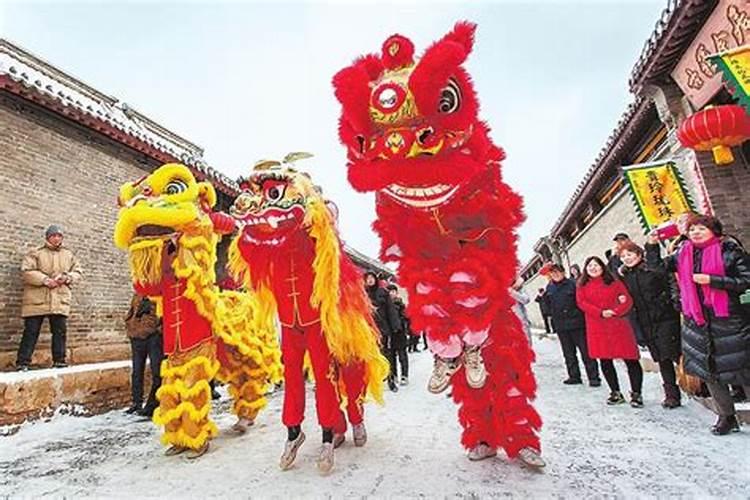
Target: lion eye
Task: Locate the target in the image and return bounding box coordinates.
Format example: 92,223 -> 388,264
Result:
164,179 -> 188,195
438,78 -> 461,114
265,184 -> 286,202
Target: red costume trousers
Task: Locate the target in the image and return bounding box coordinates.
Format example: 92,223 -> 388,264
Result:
281,322 -> 339,430
334,362 -> 366,434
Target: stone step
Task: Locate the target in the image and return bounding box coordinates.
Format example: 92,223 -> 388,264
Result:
0,360 -> 135,427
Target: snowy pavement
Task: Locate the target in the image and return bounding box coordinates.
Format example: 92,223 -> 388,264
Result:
1,336 -> 748,498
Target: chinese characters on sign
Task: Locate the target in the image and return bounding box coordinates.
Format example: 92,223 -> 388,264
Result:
709,44 -> 750,114
622,161 -> 695,231
672,0 -> 750,109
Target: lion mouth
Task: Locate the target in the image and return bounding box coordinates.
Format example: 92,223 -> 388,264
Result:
135,224 -> 175,238
382,183 -> 459,208
237,206 -> 304,247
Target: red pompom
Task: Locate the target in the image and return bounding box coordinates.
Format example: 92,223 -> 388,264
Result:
381,34 -> 414,70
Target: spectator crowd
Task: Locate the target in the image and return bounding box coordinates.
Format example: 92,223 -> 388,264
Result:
535,213 -> 749,435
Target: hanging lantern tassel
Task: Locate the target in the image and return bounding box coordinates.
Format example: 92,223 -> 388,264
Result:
678,105 -> 750,167
712,145 -> 734,165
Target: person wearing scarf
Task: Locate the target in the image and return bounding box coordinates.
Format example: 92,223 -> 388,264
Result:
646,214 -> 750,436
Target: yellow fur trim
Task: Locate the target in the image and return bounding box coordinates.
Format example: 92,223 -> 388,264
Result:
160,422 -> 218,450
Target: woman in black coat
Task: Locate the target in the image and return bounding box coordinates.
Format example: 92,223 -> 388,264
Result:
619,242 -> 682,408
648,214 -> 750,435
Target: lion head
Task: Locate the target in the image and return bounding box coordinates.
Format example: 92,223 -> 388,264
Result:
333,21 -> 504,210
114,163 -> 218,286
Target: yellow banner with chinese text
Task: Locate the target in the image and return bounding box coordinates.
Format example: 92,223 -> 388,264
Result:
709,45 -> 750,114
622,161 -> 695,231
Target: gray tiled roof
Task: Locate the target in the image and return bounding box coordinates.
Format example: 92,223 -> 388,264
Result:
0,38 -> 238,194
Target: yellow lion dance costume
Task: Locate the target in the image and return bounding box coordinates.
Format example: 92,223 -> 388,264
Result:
227,154 -> 390,474
114,163 -> 282,458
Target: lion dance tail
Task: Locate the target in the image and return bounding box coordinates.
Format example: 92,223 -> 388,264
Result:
153,342 -> 220,450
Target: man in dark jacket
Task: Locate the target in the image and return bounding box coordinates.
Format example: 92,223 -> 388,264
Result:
124,293 -> 163,417
607,232 -> 630,275
545,265 -> 600,386
364,271 -> 402,392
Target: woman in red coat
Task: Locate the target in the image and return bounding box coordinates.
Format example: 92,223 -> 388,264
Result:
576,256 -> 644,407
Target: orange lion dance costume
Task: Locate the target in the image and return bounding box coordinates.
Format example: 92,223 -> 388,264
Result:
227,154 -> 390,475
333,22 -> 544,468
114,163 -> 282,459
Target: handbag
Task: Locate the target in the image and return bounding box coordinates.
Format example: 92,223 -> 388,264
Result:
676,356 -> 702,396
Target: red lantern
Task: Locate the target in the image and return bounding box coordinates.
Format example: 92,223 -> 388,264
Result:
677,104 -> 750,166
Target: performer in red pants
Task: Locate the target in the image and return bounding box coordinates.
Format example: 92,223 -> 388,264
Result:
228,157 -> 389,475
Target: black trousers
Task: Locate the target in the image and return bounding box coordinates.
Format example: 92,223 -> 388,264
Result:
387,347 -> 409,379
658,359 -> 677,388
542,315 -> 552,333
557,328 -> 599,382
130,334 -> 163,407
16,314 -> 67,366
600,359 -> 643,394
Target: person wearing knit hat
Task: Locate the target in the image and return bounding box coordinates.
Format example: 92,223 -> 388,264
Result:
15,224 -> 83,370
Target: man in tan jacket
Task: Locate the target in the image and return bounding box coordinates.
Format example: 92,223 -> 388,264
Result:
16,225 -> 83,370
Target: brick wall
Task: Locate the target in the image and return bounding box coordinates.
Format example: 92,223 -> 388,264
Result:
564,191 -> 646,271
0,92 -> 169,369
696,149 -> 750,245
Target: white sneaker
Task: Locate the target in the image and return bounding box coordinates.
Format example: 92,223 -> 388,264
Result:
279,431 -> 306,471
464,345 -> 487,389
428,357 -> 460,394
467,443 -> 497,461
316,443 -> 335,475
517,447 -> 546,469
400,376 -> 408,386
352,423 -> 367,447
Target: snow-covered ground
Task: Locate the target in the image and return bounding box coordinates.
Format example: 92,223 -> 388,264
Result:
1,335 -> 748,498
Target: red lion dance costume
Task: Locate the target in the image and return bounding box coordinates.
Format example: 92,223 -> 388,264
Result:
227,155 -> 389,475
333,22 -> 544,468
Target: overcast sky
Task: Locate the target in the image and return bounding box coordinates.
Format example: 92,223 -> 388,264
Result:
2,0 -> 666,263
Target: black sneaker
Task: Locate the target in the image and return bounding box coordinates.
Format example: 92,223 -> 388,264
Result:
563,378 -> 583,385
630,392 -> 644,408
606,391 -> 625,405
16,364 -> 30,372
712,415 -> 740,435
137,404 -> 157,418
52,362 -> 68,368
589,379 -> 602,387
125,404 -> 142,415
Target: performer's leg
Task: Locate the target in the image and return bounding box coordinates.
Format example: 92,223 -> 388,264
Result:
153,342 -> 219,455
304,323 -> 341,433
216,340 -> 265,430
453,324 -> 542,461
281,326 -> 307,429
341,361 -> 366,426
304,323 -> 342,475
